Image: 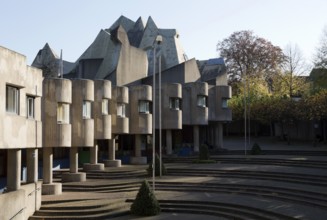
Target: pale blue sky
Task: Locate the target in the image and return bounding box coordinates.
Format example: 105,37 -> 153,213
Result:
1,0 -> 327,66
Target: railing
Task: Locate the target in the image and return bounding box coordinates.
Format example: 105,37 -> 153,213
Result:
9,207 -> 26,220
28,187 -> 41,196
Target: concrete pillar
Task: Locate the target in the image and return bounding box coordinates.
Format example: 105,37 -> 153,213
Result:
130,135 -> 147,165
104,138 -> 121,167
70,147 -> 78,173
62,147 -> 86,182
27,148 -> 38,183
42,147 -> 62,195
90,143 -> 98,164
7,149 -> 21,191
83,142 -> 104,171
43,147 -> 52,184
166,129 -> 172,155
215,122 -> 224,149
135,134 -> 142,157
193,125 -> 200,152
108,138 -> 115,160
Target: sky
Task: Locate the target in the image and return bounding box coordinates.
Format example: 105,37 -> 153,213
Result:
1,0 -> 327,66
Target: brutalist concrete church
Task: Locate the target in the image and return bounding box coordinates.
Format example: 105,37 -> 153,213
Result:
0,16 -> 231,219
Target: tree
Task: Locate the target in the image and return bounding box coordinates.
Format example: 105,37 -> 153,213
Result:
130,180 -> 160,216
272,44 -> 310,97
314,26 -> 327,69
217,30 -> 285,83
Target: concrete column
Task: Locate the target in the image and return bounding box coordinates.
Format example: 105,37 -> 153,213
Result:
135,134 -> 142,157
7,149 -> 21,191
108,138 -> 115,160
193,125 -> 200,152
70,147 -> 78,173
43,147 -> 52,184
104,138 -> 121,167
90,143 -> 98,164
27,148 -> 38,183
130,135 -> 147,165
215,122 -> 223,149
166,129 -> 172,155
42,147 -> 62,195
83,142 -> 104,171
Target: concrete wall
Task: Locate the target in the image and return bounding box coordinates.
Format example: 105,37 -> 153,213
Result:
94,80 -> 111,140
182,82 -> 208,125
129,85 -> 152,134
0,46 -> 43,149
42,78 -> 72,147
142,59 -> 201,86
111,86 -> 129,134
161,83 -> 182,129
71,79 -> 94,147
115,26 -> 148,86
0,181 -> 41,220
208,85 -> 232,122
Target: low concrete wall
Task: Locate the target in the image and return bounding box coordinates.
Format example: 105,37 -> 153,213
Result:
0,181 -> 41,220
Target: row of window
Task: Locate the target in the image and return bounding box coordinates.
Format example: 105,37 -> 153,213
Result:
6,85 -> 35,118
6,85 -> 228,124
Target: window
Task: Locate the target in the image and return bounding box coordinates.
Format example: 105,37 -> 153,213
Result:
197,95 -> 207,107
102,99 -> 109,115
26,96 -> 35,118
117,103 -> 126,117
83,101 -> 92,119
139,100 -> 150,114
6,85 -> 19,114
222,98 -> 228,108
57,103 -> 69,124
169,97 -> 181,110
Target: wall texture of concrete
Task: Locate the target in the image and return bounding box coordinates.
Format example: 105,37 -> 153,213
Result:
0,46 -> 43,149
94,80 -> 112,140
129,85 -> 152,134
42,78 -> 72,148
71,79 -> 94,147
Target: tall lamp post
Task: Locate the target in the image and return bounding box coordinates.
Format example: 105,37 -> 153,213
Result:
152,35 -> 163,191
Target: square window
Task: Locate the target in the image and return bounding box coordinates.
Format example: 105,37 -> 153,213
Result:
222,99 -> 228,108
197,95 -> 207,107
27,96 -> 35,118
102,99 -> 109,115
139,100 -> 150,114
6,85 -> 19,114
169,98 -> 181,110
83,101 -> 92,119
57,103 -> 70,124
117,103 -> 126,117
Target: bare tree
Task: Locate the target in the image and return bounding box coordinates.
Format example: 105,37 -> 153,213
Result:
273,43 -> 310,97
314,26 -> 327,69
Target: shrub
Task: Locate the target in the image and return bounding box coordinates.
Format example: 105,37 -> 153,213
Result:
251,143 -> 262,155
147,153 -> 167,176
130,180 -> 160,216
199,144 -> 210,160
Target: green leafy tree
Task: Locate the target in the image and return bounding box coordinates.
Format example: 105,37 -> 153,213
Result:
131,180 -> 160,216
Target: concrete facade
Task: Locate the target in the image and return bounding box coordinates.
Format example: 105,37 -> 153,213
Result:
1,15 -> 232,220
0,46 -> 43,220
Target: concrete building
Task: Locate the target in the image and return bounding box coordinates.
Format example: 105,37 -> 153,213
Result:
42,78 -> 72,194
0,15 -> 232,219
0,46 -> 43,220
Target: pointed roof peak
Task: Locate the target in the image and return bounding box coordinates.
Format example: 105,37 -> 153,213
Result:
108,15 -> 135,33
146,16 -> 157,29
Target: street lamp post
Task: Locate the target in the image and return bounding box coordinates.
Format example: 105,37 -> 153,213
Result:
152,35 -> 163,191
